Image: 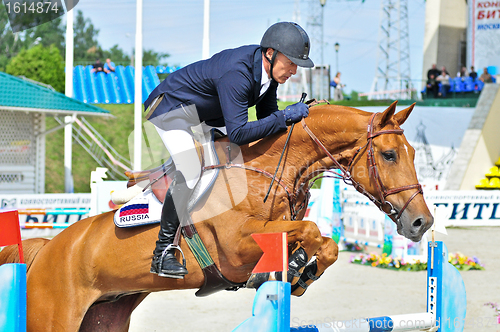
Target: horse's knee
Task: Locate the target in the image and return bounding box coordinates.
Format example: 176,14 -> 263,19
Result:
301,221 -> 323,249
320,238 -> 339,267
327,239 -> 339,265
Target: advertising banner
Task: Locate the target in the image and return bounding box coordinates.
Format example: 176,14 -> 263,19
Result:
0,193 -> 91,226
339,189 -> 500,227
425,191 -> 500,226
468,0 -> 500,71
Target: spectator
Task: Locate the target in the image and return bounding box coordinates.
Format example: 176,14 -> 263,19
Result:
469,66 -> 478,81
441,66 -> 450,76
457,66 -> 468,80
91,59 -> 104,73
426,74 -> 439,98
331,72 -> 345,101
427,64 -> 440,80
480,67 -> 493,83
436,70 -> 451,97
104,58 -> 116,73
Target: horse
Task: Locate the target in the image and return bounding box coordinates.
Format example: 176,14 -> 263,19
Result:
0,101 -> 433,332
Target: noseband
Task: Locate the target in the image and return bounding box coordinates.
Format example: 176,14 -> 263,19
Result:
301,112 -> 423,221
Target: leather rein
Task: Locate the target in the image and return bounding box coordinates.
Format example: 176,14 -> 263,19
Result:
204,112 -> 422,221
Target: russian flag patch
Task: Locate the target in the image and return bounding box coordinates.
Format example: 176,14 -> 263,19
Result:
119,203 -> 149,217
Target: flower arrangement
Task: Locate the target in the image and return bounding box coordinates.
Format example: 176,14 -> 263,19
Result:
484,303 -> 500,324
447,252 -> 484,271
350,252 -> 485,271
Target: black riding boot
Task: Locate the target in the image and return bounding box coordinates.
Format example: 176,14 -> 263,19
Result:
150,171 -> 192,278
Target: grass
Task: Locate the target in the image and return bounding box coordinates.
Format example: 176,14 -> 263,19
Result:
45,104 -> 135,193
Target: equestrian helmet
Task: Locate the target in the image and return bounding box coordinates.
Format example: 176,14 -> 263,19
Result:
260,22 -> 314,68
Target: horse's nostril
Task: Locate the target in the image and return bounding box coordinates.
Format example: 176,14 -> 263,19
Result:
412,218 -> 423,228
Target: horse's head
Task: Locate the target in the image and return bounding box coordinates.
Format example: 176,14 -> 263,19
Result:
349,101 -> 433,242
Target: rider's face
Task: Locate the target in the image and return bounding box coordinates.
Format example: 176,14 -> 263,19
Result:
264,49 -> 298,84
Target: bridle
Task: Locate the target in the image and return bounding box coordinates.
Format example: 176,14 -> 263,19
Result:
300,112 -> 423,221
204,111 -> 423,222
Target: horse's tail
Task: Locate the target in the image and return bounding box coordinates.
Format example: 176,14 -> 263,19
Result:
0,238 -> 50,271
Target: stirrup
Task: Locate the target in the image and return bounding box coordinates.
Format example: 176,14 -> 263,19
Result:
158,244 -> 187,278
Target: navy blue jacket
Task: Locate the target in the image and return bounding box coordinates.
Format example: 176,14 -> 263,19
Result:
144,45 -> 287,145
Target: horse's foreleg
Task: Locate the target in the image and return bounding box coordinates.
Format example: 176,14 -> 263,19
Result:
291,236 -> 338,297
237,218 -> 323,262
233,218 -> 323,289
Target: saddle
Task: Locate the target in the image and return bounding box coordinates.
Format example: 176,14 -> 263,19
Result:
117,129 -> 246,296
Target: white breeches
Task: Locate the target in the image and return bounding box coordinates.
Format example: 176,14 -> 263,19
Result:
155,127 -> 201,189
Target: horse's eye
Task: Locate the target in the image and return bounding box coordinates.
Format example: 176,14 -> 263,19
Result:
382,150 -> 397,162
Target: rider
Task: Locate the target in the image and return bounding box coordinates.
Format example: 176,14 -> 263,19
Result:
145,22 -> 314,279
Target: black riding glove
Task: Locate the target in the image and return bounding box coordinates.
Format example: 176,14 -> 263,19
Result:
283,102 -> 309,126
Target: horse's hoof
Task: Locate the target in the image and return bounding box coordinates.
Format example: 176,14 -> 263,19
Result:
245,272 -> 270,289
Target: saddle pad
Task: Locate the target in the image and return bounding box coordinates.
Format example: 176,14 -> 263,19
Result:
114,189 -> 163,227
114,129 -> 223,228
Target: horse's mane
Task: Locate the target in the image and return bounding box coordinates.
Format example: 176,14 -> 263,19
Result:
0,238 -> 50,271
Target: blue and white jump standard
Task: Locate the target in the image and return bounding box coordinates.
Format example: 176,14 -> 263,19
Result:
233,241 -> 467,332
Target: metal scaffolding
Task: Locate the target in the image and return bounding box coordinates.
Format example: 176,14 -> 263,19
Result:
369,0 -> 413,100
279,0 -> 329,101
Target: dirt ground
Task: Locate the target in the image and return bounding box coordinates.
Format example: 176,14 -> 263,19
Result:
129,227 -> 500,332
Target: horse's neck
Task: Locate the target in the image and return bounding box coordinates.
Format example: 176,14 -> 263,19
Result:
245,106 -> 369,191
289,107 -> 369,185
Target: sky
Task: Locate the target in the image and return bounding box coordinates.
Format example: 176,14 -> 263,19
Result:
72,0 -> 427,94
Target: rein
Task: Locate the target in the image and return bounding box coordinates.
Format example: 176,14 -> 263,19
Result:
203,163 -> 299,217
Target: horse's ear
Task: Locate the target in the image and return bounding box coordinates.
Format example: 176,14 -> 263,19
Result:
394,103 -> 415,126
380,100 -> 398,125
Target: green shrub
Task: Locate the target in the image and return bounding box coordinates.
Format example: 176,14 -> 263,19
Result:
6,44 -> 64,93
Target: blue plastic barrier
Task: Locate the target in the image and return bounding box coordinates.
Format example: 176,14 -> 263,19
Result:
73,66 -> 88,103
107,72 -> 121,104
125,66 -> 135,102
156,65 -> 166,74
233,241 -> 466,332
141,69 -> 148,103
84,66 -> 99,103
115,66 -> 133,103
233,281 -> 290,332
96,72 -> 110,104
0,264 -> 27,332
72,65 -> 165,104
144,65 -> 160,93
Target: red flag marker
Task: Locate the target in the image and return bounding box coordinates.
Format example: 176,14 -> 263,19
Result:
0,210 -> 24,263
251,232 -> 288,282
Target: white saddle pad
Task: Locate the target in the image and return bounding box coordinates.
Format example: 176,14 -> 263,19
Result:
113,129 -> 225,228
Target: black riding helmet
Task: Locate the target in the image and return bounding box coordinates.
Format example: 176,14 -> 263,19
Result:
260,22 -> 314,80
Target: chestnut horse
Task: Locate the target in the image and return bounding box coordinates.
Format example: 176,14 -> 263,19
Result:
0,101 -> 433,332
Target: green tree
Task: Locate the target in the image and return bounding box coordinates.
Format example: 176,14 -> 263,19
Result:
143,49 -> 170,66
74,10 -> 101,62
1,2 -> 65,70
103,44 -> 131,66
0,2 -> 29,71
25,18 -> 66,56
6,44 -> 65,92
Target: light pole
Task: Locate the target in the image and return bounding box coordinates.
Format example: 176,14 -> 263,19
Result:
320,0 -> 326,100
334,42 -> 340,74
